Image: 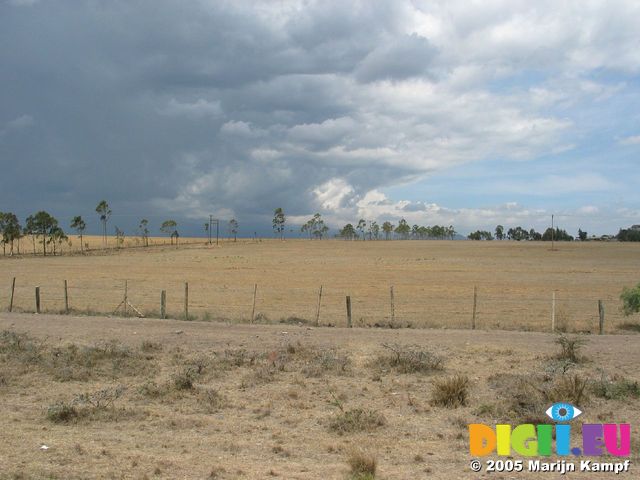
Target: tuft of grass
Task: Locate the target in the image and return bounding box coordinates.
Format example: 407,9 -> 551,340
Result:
140,340 -> 163,353
430,375 -> 469,408
372,343 -> 444,374
197,388 -> 227,412
591,375 -> 640,400
555,334 -> 587,363
329,408 -> 386,435
548,373 -> 589,405
172,368 -> 197,390
138,381 -> 165,398
46,401 -> 78,423
347,450 -> 377,479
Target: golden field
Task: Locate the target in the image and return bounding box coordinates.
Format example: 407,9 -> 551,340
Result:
0,240 -> 639,478
1,237 -> 639,332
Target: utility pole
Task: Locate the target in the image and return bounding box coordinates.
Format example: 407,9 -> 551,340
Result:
208,215 -> 219,246
551,214 -> 555,251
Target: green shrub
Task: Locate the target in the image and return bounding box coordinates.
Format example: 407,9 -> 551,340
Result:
621,283 -> 640,316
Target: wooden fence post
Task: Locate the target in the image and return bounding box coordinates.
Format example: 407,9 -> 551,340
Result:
64,280 -> 69,313
251,284 -> 257,323
315,285 -> 323,326
35,286 -> 41,314
471,286 -> 477,330
346,296 -> 352,328
598,300 -> 605,335
9,277 -> 15,313
124,280 -> 128,317
160,290 -> 166,319
390,286 -> 395,325
184,282 -> 189,320
551,291 -> 556,333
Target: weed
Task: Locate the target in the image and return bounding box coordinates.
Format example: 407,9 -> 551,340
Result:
140,341 -> 162,353
46,401 -> 78,423
138,381 -> 165,398
197,388 -> 227,412
372,343 -> 444,374
555,335 -> 587,363
329,408 -> 386,434
173,368 -> 197,390
430,375 -> 469,408
347,450 -> 377,479
591,374 -> 640,400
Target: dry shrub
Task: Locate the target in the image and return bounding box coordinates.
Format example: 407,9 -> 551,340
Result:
372,343 -> 444,374
197,388 -> 227,412
140,340 -> 163,353
591,374 -> 640,400
347,450 -> 377,479
47,386 -> 127,423
555,335 -> 588,363
329,408 -> 386,435
430,375 -> 469,408
302,348 -> 351,377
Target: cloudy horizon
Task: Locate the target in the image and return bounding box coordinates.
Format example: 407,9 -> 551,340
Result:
1,0 -> 639,238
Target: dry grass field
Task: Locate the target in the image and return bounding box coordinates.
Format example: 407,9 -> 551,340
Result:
0,313 -> 639,479
1,241 -> 639,478
1,238 -> 639,332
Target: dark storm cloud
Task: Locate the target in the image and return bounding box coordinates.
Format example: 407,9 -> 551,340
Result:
1,1 -> 639,235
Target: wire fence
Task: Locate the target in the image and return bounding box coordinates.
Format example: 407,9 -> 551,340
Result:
0,276 -> 633,334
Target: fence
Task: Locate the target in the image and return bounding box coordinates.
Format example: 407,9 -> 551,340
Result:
0,276 -> 631,334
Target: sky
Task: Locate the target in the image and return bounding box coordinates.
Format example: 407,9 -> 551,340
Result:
1,0 -> 639,238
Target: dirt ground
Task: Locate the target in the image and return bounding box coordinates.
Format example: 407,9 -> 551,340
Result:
0,312 -> 638,479
1,239 -> 639,332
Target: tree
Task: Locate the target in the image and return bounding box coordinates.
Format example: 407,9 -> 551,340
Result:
495,225 -> 504,241
139,219 -> 149,247
382,221 -> 394,240
49,226 -> 68,255
114,226 -> 125,249
617,228 -> 640,242
621,282 -> 640,316
96,200 -> 111,248
356,219 -> 367,241
310,213 -> 328,239
394,219 -> 410,239
339,223 -> 357,240
578,229 -> 588,241
542,227 -> 573,241
71,216 -> 86,253
370,221 -> 379,240
272,208 -> 286,240
27,211 -> 58,256
229,218 -> 239,242
467,230 -> 493,241
160,220 -> 178,245
24,215 -> 37,254
0,212 -> 21,256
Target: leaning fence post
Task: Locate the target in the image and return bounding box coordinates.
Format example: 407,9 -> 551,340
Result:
160,290 -> 166,319
315,285 -> 323,326
550,291 -> 556,332
250,284 -> 257,323
124,280 -> 128,317
598,300 -> 605,335
184,282 -> 189,320
35,286 -> 41,314
9,277 -> 16,312
471,286 -> 477,330
64,280 -> 69,313
346,295 -> 352,328
390,286 -> 395,325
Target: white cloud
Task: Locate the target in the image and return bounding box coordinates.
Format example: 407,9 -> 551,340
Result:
618,135 -> 640,145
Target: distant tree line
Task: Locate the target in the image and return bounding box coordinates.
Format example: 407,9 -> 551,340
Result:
617,228 -> 640,242
336,218 -> 457,240
467,225 -> 576,241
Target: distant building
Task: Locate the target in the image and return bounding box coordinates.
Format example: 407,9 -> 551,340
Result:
631,225 -> 640,231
